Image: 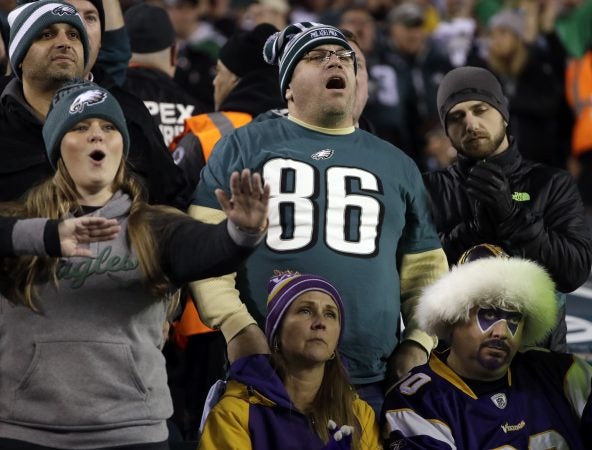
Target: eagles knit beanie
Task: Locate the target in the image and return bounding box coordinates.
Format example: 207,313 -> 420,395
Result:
436,66 -> 509,131
43,80 -> 129,169
265,271 -> 345,346
263,22 -> 356,98
15,0 -> 105,36
8,0 -> 90,80
219,23 -> 278,77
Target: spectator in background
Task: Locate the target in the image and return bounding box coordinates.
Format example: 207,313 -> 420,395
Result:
338,6 -> 420,161
566,46 -> 592,227
171,22 -> 283,191
0,0 -> 193,209
240,0 -> 289,31
167,0 -> 227,109
124,3 -> 206,146
432,0 -> 477,67
199,272 -> 381,450
72,0 -> 130,86
386,2 -> 454,166
424,66 -> 592,352
468,8 -> 571,168
382,245 -> 592,449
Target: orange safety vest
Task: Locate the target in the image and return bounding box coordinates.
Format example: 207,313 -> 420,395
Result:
171,111 -> 253,344
170,111 -> 253,159
566,51 -> 592,157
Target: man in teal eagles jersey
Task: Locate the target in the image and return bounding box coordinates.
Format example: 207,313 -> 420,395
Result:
188,21 -> 448,414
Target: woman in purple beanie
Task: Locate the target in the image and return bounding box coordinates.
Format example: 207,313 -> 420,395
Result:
199,271 -> 381,450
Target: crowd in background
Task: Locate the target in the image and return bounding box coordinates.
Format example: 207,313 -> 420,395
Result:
2,0 -> 590,205
1,0 -> 592,447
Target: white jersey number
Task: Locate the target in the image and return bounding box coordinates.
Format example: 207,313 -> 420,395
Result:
263,159 -> 382,255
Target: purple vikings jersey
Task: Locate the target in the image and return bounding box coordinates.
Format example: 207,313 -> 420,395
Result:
383,350 -> 592,449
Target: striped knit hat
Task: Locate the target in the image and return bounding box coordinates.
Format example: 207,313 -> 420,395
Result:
43,80 -> 129,169
265,271 -> 345,346
8,0 -> 89,80
263,22 -> 356,98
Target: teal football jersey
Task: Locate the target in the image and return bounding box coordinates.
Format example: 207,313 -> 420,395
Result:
194,117 -> 441,383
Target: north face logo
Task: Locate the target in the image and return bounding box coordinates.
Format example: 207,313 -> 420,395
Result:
52,4 -> 76,15
69,90 -> 107,114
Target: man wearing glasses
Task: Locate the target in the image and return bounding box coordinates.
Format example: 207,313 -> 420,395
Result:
188,22 -> 448,415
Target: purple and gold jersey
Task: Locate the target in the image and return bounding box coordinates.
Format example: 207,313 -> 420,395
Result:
383,350 -> 592,449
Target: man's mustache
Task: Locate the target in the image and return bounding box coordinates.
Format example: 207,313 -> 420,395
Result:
481,339 -> 511,353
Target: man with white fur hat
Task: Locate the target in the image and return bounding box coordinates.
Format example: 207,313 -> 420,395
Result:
382,244 -> 592,449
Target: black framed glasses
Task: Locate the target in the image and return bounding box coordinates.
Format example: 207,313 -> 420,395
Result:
302,49 -> 356,65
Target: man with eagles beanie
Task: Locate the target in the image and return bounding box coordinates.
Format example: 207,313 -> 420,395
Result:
383,244 -> 592,449
188,21 -> 448,415
0,0 -> 193,209
423,66 -> 592,352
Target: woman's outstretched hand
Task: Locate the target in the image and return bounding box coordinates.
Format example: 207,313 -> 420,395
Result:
216,169 -> 270,234
59,217 -> 120,257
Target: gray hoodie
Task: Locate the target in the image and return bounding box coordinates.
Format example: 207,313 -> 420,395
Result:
0,191 -> 259,448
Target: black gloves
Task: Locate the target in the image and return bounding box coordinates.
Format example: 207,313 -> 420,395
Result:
466,162 -> 517,222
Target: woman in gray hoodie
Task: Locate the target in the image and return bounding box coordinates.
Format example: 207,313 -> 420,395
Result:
0,80 -> 269,450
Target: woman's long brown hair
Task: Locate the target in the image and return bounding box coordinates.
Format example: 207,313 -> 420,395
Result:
270,345 -> 363,450
1,159 -> 187,309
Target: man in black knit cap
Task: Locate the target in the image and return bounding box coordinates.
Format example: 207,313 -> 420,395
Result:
170,22 -> 285,191
124,3 -> 206,147
423,66 -> 592,351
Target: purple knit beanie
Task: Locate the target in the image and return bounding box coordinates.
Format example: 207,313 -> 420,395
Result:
265,271 -> 345,346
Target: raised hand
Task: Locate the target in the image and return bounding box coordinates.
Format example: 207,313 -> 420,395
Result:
215,169 -> 270,234
59,217 -> 120,257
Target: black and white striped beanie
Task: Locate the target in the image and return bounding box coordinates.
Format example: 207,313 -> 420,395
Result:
8,0 -> 89,79
263,22 -> 355,98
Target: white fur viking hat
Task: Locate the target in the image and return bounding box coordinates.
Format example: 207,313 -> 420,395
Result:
417,245 -> 557,348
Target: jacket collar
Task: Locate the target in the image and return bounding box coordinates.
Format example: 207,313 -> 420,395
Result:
456,137 -> 522,176
229,354 -> 295,409
1,78 -> 44,124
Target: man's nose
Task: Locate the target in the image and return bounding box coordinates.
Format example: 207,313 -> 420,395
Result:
464,113 -> 479,131
490,320 -> 509,338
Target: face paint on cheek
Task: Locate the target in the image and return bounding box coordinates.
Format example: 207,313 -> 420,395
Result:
476,308 -> 523,336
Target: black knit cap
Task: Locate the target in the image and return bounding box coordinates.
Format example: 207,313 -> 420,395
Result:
437,66 -> 509,131
218,23 -> 279,77
124,3 -> 175,53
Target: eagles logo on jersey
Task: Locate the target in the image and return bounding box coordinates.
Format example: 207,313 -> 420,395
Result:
69,90 -> 108,114
311,149 -> 334,160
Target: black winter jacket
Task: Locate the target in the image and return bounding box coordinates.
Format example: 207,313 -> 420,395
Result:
423,141 -> 592,293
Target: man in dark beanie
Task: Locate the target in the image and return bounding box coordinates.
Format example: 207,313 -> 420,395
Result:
123,3 -> 206,147
170,22 -> 285,191
423,65 -> 592,351
0,0 -> 194,210
187,21 -> 449,416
